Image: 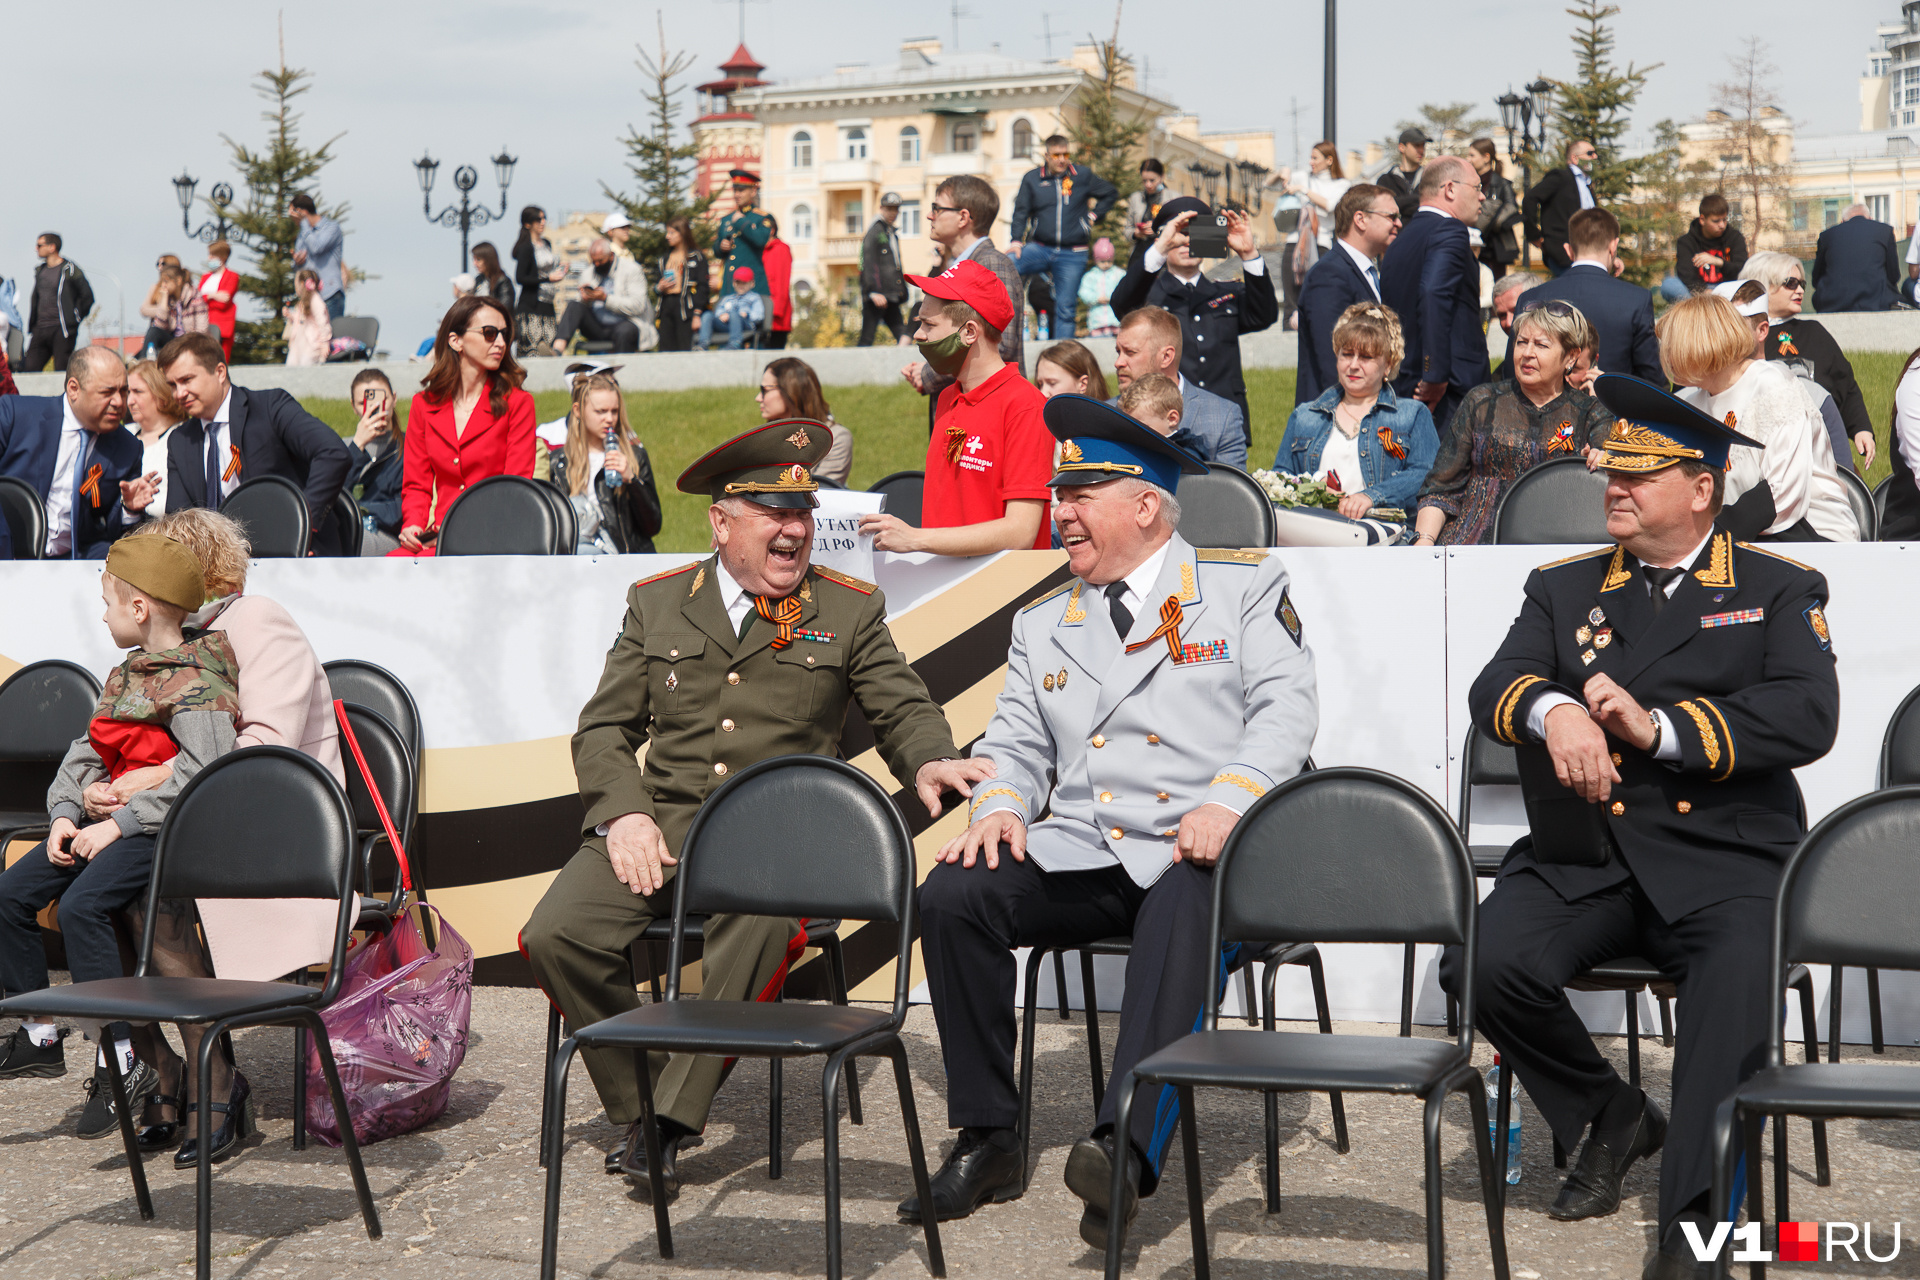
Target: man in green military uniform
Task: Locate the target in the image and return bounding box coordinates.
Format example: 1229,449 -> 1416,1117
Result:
715,169 -> 772,297
522,418 -> 988,1197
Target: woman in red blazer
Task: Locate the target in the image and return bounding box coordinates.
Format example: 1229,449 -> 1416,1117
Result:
394,295 -> 537,555
197,240 -> 241,363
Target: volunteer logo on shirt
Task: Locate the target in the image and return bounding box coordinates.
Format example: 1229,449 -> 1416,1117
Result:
960,435 -> 995,474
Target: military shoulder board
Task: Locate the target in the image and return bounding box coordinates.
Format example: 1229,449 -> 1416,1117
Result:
813,566 -> 876,595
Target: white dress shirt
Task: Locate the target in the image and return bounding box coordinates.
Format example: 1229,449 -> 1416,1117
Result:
1141,245 -> 1267,281
1523,527 -> 1716,761
1573,167 -> 1596,210
712,554 -> 757,635
1104,539 -> 1173,633
1338,238 -> 1382,299
43,398 -> 89,555
202,386 -> 239,501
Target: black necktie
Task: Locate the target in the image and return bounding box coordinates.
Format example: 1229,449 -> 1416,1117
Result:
204,426 -> 223,509
1643,565 -> 1684,616
1105,582 -> 1134,639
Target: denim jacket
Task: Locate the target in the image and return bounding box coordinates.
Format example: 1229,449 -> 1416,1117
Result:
1274,384 -> 1439,510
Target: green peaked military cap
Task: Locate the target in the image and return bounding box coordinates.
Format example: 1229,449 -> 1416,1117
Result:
677,418 -> 833,509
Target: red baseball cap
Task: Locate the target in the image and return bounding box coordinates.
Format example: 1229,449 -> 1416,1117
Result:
905,258 -> 1014,332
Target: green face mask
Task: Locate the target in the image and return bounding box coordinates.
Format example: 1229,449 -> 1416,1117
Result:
917,329 -> 971,377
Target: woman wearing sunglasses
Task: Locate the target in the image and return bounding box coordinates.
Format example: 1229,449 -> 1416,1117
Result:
393,296 -> 537,555
1740,250 -> 1878,471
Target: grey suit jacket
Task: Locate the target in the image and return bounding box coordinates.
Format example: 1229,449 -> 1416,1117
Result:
1179,382 -> 1248,469
973,534 -> 1319,886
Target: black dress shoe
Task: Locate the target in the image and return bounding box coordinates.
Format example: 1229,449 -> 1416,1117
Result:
1550,1093 -> 1667,1221
1643,1216 -> 1715,1280
897,1129 -> 1023,1223
174,1072 -> 253,1168
1064,1133 -> 1142,1251
137,1091 -> 182,1153
616,1123 -> 683,1201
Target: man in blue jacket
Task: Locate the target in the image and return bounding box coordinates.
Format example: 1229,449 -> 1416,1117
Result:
1811,205 -> 1903,314
1502,207 -> 1661,383
0,347 -> 153,559
1009,135 -> 1118,340
1296,184 -> 1400,404
1380,156 -> 1488,437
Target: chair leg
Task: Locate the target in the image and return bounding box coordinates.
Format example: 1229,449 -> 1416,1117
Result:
101,1036 -> 155,1221
1103,1072 -> 1139,1280
538,1038 -> 576,1280
1240,963 -> 1258,1027
887,1038 -> 947,1277
1422,1089 -> 1448,1280
770,1057 -> 784,1180
1772,1113 -> 1789,1231
539,1005 -> 559,1169
1446,991 -> 1459,1039
292,969 -> 309,1150
195,1020 -> 221,1279
1018,946 -> 1046,1190
1709,1097 -> 1740,1280
1867,966 -> 1885,1054
647,940 -> 663,1004
1791,970 -> 1830,1186
301,1010 -> 383,1244
1400,944 -> 1416,1037
825,935 -> 863,1125
1495,1061 -> 1514,1211
1053,948 -> 1071,1020
1177,1085 -> 1210,1280
1465,1074 -> 1513,1280
1658,993 -> 1675,1048
1260,959 -> 1282,1212
1081,949 -> 1106,1112
1625,990 -> 1641,1089
1829,966 -> 1845,1066
637,1059 -> 676,1257
1744,1113 -> 1766,1280
1304,949 -> 1348,1154
822,1049 -> 850,1280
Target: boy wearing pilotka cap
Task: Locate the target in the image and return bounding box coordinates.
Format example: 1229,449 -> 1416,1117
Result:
859,258 -> 1055,555
0,536 -> 240,1136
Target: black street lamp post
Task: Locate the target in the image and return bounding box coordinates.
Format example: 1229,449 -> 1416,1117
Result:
1495,79 -> 1553,269
1185,161 -> 1222,207
415,148 -> 518,269
1235,160 -> 1270,217
172,172 -> 235,243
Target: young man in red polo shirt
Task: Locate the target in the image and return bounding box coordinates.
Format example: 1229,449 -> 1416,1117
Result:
859,259 -> 1052,554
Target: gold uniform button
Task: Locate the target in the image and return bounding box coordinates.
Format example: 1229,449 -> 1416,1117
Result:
669,648 -> 679,658
1146,734 -> 1160,744
721,719 -> 736,732
1091,735 -> 1106,748
1156,791 -> 1170,802
714,762 -> 729,776
1677,801 -> 1692,814
1610,801 -> 1625,816
1099,791 -> 1113,803
806,654 -> 816,665
1611,752 -> 1623,766
1109,827 -> 1124,840
727,672 -> 741,685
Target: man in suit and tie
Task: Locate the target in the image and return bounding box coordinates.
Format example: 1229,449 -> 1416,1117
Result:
1524,138 -> 1597,277
1380,156 -> 1488,437
0,346 -> 153,560
902,395 -> 1317,1247
158,332 -> 350,554
1504,208 -> 1661,383
1110,305 -> 1246,467
1296,183 -> 1400,404
1445,375 -> 1840,1280
1811,204 -> 1903,313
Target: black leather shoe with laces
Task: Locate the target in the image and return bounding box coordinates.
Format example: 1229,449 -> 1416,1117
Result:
616,1123 -> 685,1201
1064,1133 -> 1143,1251
78,1059 -> 158,1140
1550,1092 -> 1667,1221
897,1129 -> 1023,1223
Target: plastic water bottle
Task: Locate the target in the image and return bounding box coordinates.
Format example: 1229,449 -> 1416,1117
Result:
1485,1054 -> 1521,1185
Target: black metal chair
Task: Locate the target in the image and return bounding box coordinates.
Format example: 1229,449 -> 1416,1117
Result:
537,480 -> 578,554
1102,768 -> 1510,1280
0,475 -> 48,560
1852,678 -> 1920,1057
1837,466 -> 1878,542
0,660 -> 102,853
220,475 -> 311,557
1871,473 -> 1891,537
330,490 -> 365,557
1175,464 -> 1277,549
322,659 -> 424,765
539,755 -> 943,1280
1492,455 -> 1610,545
328,315 -> 379,358
868,470 -> 925,527
437,474 -> 564,556
1710,786 -> 1920,1278
0,748 -> 381,1280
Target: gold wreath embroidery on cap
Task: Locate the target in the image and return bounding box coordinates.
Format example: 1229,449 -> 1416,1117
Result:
786,428 -> 812,451
1060,439 -> 1085,463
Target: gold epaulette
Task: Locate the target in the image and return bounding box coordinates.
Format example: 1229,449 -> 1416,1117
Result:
813,565 -> 876,595
1737,542 -> 1815,572
632,561 -> 700,589
1021,581 -> 1075,612
1196,548 -> 1268,564
1534,547 -> 1613,573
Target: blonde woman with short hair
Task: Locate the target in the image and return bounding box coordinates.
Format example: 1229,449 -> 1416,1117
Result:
1661,292 -> 1858,542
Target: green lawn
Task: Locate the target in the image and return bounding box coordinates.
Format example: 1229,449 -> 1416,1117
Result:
306,358 -> 1897,555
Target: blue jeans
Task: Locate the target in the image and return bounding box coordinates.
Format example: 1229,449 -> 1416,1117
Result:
1659,275 -> 1691,304
325,290 -> 346,319
1017,242 -> 1089,339
697,305 -> 752,350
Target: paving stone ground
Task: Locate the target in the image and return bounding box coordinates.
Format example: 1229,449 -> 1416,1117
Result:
0,986 -> 1915,1279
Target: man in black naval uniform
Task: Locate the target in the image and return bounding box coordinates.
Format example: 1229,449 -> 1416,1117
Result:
1442,373 -> 1840,1280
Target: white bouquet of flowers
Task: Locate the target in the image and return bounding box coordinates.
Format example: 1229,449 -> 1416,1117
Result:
1251,469 -> 1341,510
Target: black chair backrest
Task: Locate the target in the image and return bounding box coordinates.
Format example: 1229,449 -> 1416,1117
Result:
1773,786 -> 1920,1060
1872,474 -> 1891,535
1457,727 -> 1520,834
436,474 -> 561,556
868,470 -> 924,527
0,660 -> 101,761
0,476 -> 47,561
331,316 -> 379,352
339,704 -> 417,848
1492,455 -> 1610,545
1211,768 -> 1475,1041
669,755 -> 915,1012
1837,466 -> 1878,542
1880,679 -> 1920,788
222,474 -> 311,557
537,480 -> 577,554
322,660 -> 423,763
331,490 -> 365,557
145,747 -> 357,990
1175,464 -> 1277,549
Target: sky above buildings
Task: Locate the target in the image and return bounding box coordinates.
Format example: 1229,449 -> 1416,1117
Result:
3,0 -> 1883,358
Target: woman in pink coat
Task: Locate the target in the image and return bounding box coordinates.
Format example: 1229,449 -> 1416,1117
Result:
84,509 -> 344,1163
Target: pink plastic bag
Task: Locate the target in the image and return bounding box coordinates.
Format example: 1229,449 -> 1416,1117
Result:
303,904 -> 474,1146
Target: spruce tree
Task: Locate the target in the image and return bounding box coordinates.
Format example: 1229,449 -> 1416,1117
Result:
219,53 -> 345,364
1067,38 -> 1148,262
604,15 -> 715,287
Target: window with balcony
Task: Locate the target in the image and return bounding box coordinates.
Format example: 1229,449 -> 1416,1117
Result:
951,120 -> 978,153
792,131 -> 813,169
1011,118 -> 1035,162
791,203 -> 814,241
900,126 -> 921,164
844,199 -> 863,235
843,127 -> 868,161
898,200 -> 922,236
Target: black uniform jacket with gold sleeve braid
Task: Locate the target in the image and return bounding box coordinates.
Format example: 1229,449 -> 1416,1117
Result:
1467,531 -> 1840,922
571,556 -> 958,856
